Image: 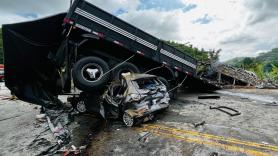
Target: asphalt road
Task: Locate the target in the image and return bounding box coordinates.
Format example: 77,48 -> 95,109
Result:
88,89 -> 278,156
0,82 -> 278,156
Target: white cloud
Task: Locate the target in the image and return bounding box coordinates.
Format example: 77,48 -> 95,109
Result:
0,0 -> 277,62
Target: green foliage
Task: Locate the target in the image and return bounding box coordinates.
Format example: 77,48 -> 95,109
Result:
165,41 -> 209,62
0,28 -> 3,64
225,49 -> 278,83
269,64 -> 278,84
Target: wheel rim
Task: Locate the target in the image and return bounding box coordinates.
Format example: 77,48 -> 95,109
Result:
81,63 -> 104,82
76,101 -> 86,113
123,112 -> 134,127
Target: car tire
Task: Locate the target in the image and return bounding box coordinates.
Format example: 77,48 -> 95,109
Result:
72,56 -> 110,92
112,62 -> 140,81
123,112 -> 134,127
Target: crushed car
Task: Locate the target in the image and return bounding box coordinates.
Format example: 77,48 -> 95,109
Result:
103,73 -> 170,126
69,73 -> 170,127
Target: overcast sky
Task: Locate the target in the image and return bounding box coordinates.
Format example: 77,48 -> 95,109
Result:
0,0 -> 278,61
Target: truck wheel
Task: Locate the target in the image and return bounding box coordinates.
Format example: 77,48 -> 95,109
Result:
112,62 -> 140,81
72,57 -> 110,92
158,77 -> 170,89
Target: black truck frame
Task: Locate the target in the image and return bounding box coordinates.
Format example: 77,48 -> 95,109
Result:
2,0 -> 197,108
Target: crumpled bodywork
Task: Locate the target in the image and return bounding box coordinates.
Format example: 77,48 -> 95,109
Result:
103,73 -> 170,119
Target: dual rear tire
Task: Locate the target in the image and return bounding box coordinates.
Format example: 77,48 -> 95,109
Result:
72,56 -> 139,92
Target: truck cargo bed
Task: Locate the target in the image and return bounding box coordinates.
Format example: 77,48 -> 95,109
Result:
65,0 -> 197,74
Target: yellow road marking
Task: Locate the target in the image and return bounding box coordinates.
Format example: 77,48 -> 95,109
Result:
143,124 -> 278,151
136,124 -> 278,156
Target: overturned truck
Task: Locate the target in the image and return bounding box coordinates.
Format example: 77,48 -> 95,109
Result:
2,0 -> 197,124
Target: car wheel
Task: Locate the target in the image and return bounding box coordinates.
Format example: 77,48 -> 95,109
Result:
123,112 -> 134,127
72,57 -> 110,92
76,100 -> 87,113
112,62 -> 140,81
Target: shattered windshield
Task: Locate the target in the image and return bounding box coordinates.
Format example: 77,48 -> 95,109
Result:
134,78 -> 161,90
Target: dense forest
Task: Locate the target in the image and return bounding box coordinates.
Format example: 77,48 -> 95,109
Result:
226,49 -> 278,84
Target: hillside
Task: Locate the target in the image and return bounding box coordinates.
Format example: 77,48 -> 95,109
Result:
225,57 -> 245,67
225,49 -> 278,84
256,48 -> 278,63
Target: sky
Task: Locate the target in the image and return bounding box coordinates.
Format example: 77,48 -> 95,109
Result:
0,0 -> 278,62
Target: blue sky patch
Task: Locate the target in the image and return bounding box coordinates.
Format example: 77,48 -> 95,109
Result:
193,14 -> 213,24
138,0 -> 196,12
114,8 -> 127,16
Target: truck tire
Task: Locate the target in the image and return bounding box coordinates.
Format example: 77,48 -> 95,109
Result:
112,62 -> 140,81
72,57 -> 110,92
158,77 -> 170,89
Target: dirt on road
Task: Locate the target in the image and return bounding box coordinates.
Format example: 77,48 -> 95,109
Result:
88,89 -> 278,156
0,82 -> 278,156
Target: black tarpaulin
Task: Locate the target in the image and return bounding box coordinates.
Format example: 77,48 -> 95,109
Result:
2,13 -> 67,108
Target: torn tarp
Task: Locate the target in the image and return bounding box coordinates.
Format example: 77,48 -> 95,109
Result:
2,13 -> 68,108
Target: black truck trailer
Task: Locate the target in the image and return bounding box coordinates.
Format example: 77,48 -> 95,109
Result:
2,0 -> 197,108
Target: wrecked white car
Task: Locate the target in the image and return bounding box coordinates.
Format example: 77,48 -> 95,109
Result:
103,73 -> 170,126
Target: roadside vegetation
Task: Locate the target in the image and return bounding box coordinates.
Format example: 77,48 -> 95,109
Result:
166,41 -> 210,62
226,49 -> 278,84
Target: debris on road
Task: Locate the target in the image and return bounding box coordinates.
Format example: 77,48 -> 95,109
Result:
209,106 -> 241,116
198,95 -> 220,99
193,121 -> 206,128
138,132 -> 152,143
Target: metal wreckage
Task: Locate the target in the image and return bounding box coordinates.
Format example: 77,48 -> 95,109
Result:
2,0 -> 267,153
3,0 -> 190,131
69,73 -> 170,127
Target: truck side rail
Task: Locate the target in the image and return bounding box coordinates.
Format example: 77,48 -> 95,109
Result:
64,0 -> 197,75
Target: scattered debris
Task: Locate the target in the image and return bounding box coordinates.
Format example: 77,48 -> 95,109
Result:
193,121 -> 206,128
57,145 -> 87,155
256,81 -> 278,89
209,106 -> 241,116
263,102 -> 278,106
216,64 -> 259,86
198,95 -> 220,99
36,114 -> 47,122
210,152 -> 219,156
138,132 -> 152,143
